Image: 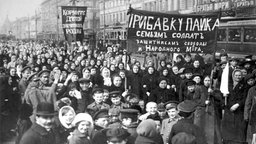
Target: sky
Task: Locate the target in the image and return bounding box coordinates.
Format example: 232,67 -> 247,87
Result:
0,0 -> 43,27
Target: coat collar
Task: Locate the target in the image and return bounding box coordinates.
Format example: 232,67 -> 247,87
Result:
72,129 -> 88,138
31,123 -> 51,136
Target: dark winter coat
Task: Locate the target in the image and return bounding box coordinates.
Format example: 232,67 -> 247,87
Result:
168,118 -> 207,144
128,72 -> 143,98
221,81 -> 247,142
142,73 -> 158,93
148,87 -> 176,103
68,129 -> 92,144
19,123 -> 57,144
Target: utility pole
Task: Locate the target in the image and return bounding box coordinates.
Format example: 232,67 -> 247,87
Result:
28,15 -> 30,40
56,0 -> 59,41
35,10 -> 38,41
103,0 -> 106,48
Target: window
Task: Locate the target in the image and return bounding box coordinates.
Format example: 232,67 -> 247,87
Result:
228,28 -> 241,42
244,28 -> 256,42
217,29 -> 226,41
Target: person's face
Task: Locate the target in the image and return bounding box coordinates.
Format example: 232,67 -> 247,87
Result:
103,69 -> 110,77
146,103 -> 157,115
220,56 -> 227,62
23,69 -> 31,79
36,115 -> 55,130
71,63 -> 76,69
139,101 -> 145,109
10,68 -> 16,76
241,69 -> 247,77
103,92 -> 109,102
93,93 -> 104,104
83,70 -> 90,78
234,71 -> 242,82
185,55 -> 191,62
163,69 -> 168,76
122,118 -> 132,127
118,63 -> 124,70
193,61 -> 200,68
204,77 -> 211,87
110,65 -> 115,71
161,61 -> 165,66
185,73 -> 193,79
193,76 -> 201,84
159,80 -> 167,89
40,73 -> 49,85
148,67 -> 154,74
95,118 -> 109,128
77,120 -> 91,134
167,108 -> 178,119
221,64 -> 226,69
91,69 -> 97,75
133,66 -> 139,73
111,97 -> 121,105
80,82 -> 90,91
71,74 -> 78,82
119,72 -> 125,79
172,66 -> 179,74
230,60 -> 237,67
113,76 -> 122,87
11,55 -> 16,62
244,63 -> 251,69
154,120 -> 161,132
62,110 -> 75,125
187,85 -> 195,92
247,78 -> 255,86
90,60 -> 95,66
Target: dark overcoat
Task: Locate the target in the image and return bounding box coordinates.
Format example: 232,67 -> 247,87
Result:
221,81 -> 248,142
19,123 -> 57,144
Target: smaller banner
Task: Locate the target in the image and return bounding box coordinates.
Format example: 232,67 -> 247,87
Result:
61,6 -> 87,44
127,8 -> 220,53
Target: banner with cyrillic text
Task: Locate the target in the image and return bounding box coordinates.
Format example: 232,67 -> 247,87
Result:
61,6 -> 87,44
127,8 -> 220,53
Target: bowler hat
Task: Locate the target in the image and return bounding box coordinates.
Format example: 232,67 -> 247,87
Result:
34,102 -> 56,116
37,69 -> 51,77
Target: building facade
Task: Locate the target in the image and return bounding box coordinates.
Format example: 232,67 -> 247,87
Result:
99,0 -> 195,46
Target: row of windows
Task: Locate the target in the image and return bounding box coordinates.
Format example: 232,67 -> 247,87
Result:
100,11 -> 127,25
217,28 -> 256,42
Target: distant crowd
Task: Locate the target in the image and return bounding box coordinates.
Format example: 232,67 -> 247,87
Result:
0,40 -> 256,144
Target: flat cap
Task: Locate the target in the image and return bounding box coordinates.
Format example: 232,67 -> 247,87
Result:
21,66 -> 31,73
93,109 -> 109,120
177,100 -> 197,113
120,109 -> 139,122
109,91 -> 121,98
37,69 -> 50,77
164,101 -> 179,110
78,78 -> 90,83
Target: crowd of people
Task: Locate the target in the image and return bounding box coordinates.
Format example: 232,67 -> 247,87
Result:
0,40 -> 256,144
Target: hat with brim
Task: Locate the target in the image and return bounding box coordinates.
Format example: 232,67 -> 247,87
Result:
244,74 -> 255,82
37,69 -> 51,77
186,80 -> 196,87
192,73 -> 203,80
109,91 -> 121,98
28,73 -> 39,82
120,109 -> 139,122
164,101 -> 179,110
239,60 -> 254,67
93,109 -> 109,120
78,78 -> 91,84
34,102 -> 56,116
72,113 -> 93,127
21,66 -> 31,73
177,100 -> 197,113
